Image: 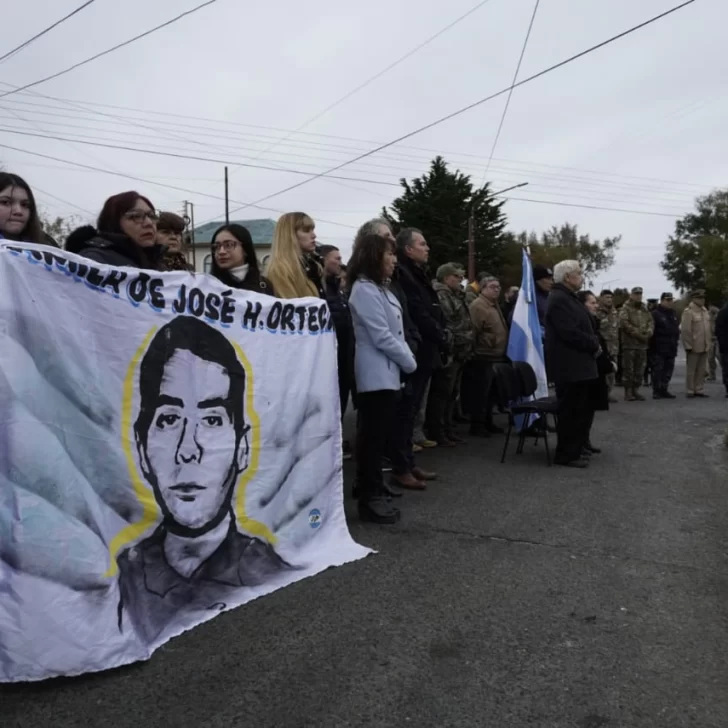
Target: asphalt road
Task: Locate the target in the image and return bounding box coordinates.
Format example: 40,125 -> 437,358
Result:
3,362 -> 727,728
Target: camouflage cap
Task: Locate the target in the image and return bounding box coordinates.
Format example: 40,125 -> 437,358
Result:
631,286 -> 643,294
436,262 -> 465,281
660,291 -> 674,300
690,289 -> 706,298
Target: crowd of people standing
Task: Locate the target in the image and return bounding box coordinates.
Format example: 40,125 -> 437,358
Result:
1,172 -> 726,523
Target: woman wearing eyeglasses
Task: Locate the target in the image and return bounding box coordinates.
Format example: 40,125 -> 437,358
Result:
209,223 -> 275,296
66,191 -> 165,269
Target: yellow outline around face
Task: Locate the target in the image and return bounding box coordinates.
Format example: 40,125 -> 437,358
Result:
104,324 -> 275,578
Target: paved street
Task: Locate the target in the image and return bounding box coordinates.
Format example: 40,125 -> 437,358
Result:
3,363 -> 727,728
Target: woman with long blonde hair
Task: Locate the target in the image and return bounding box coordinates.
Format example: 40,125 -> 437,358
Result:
266,212 -> 324,299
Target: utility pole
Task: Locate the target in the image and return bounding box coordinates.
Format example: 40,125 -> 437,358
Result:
182,200 -> 197,271
224,166 -> 229,224
467,181 -> 529,281
467,208 -> 475,282
189,201 -> 196,272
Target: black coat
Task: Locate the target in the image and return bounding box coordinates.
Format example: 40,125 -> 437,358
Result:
651,305 -> 680,358
544,283 -> 599,384
389,273 -> 422,360
65,225 -> 165,270
395,255 -> 448,369
324,274 -> 354,374
589,320 -> 613,411
715,303 -> 728,354
305,254 -> 325,298
211,266 -> 275,296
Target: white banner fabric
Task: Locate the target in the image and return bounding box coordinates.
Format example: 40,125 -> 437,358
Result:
0,243 -> 370,682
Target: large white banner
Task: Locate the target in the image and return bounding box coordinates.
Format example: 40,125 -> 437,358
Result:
0,243 -> 370,683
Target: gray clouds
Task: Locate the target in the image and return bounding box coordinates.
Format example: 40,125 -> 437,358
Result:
1,0 -> 724,295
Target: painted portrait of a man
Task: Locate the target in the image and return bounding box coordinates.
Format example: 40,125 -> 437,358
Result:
117,316 -> 290,645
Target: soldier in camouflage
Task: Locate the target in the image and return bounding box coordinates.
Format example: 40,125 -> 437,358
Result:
618,286 -> 654,401
433,263 -> 474,441
596,289 -> 619,402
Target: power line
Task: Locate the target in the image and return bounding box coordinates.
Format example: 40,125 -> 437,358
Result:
500,196 -> 681,218
230,0 -> 497,179
0,142 -> 357,229
0,0 -> 221,99
0,107 -> 702,200
31,184 -> 95,217
0,0 -> 97,65
0,126 -> 401,187
481,0 -> 540,182
0,82 -> 713,192
225,0 -> 697,217
0,112 -> 700,211
2,140 -> 687,225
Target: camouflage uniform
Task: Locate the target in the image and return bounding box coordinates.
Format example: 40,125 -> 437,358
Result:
433,281 -> 474,436
596,303 -> 619,398
619,300 -> 654,399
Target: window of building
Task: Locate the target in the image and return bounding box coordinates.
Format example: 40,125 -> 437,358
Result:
203,254 -> 212,273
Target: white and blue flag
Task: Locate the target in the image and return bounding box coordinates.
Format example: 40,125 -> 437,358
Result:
506,249 -> 549,429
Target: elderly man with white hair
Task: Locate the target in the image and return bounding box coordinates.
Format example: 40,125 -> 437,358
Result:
544,260 -> 600,468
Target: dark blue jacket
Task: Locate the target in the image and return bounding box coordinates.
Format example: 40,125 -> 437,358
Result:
716,303 -> 728,354
535,286 -> 549,330
651,305 -> 680,358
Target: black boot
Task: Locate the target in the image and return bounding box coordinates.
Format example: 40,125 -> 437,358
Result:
358,497 -> 401,524
661,389 -> 676,399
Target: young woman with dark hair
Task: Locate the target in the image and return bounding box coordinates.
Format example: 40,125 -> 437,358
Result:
209,223 -> 275,295
577,289 -> 615,456
0,172 -> 47,244
348,233 -> 417,524
65,191 -> 164,269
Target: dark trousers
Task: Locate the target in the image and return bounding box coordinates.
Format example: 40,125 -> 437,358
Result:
390,364 -> 431,475
355,390 -> 398,502
469,358 -> 496,427
554,380 -> 593,462
424,367 -> 450,441
652,354 -> 675,393
721,351 -> 728,393
337,338 -> 352,419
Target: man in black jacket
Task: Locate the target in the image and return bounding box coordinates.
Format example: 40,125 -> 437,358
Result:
715,301 -> 728,397
651,292 -> 680,399
544,260 -> 599,468
389,227 -> 448,488
318,245 -> 354,420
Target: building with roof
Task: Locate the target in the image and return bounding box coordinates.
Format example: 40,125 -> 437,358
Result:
186,218 -> 276,273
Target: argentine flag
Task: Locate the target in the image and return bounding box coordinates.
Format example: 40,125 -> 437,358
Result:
507,249 -> 549,429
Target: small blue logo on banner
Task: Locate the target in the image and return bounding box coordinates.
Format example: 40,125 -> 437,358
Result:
308,508 -> 322,529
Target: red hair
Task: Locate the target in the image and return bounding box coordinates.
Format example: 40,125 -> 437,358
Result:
97,191 -> 154,235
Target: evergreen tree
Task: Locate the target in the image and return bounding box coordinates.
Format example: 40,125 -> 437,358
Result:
382,156 -> 507,273
661,190 -> 728,303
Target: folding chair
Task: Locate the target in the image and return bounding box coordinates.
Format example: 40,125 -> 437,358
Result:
493,362 -> 558,466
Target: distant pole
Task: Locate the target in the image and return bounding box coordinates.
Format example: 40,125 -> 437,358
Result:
190,202 -> 197,272
467,207 -> 475,282
224,166 -> 229,224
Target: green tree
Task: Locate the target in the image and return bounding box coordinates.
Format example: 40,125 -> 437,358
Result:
382,156 -> 507,272
499,223 -> 621,287
661,190 -> 728,302
40,213 -> 81,247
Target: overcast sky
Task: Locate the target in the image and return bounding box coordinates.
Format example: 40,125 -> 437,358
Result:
1,0 -> 724,293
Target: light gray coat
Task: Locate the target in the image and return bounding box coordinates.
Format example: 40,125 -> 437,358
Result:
349,278 -> 417,393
